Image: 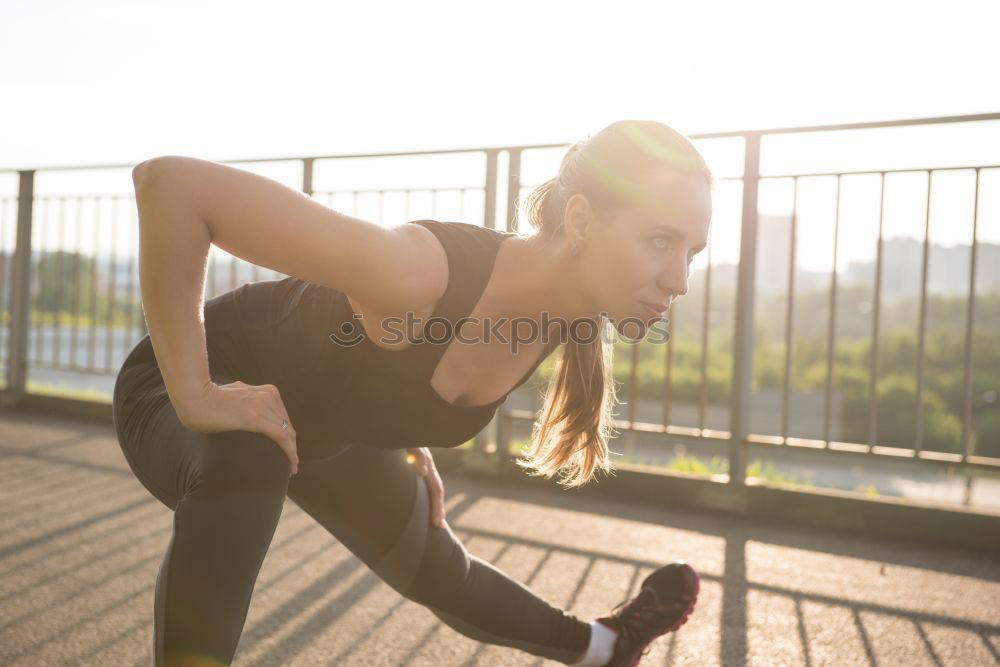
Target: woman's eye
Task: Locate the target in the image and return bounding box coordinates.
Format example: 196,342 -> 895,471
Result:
650,236 -> 670,249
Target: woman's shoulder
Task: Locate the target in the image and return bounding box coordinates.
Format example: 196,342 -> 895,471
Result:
406,218 -> 507,237
405,219 -> 509,263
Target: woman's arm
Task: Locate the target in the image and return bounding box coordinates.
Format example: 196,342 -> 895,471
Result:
133,156 -> 444,305
133,163 -> 216,407
130,155 -> 447,414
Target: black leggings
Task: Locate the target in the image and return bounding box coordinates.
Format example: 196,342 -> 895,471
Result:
112,360 -> 591,666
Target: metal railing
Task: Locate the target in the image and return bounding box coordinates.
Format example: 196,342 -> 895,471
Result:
2,111 -> 999,504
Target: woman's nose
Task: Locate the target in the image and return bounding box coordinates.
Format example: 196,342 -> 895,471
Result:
658,260 -> 689,298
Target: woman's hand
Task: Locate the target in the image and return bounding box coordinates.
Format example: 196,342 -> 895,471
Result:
406,447 -> 447,528
174,380 -> 299,475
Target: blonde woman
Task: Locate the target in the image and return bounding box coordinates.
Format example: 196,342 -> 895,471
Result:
113,119 -> 712,666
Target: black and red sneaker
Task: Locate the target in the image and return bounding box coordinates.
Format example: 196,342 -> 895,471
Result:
595,560 -> 700,666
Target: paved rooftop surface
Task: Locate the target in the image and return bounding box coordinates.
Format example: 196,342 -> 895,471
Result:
1,408 -> 999,666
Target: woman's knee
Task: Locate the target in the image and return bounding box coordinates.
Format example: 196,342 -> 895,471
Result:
192,430 -> 292,498
405,526 -> 473,605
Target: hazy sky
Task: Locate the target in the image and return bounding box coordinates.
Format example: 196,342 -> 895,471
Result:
2,0 -> 999,271
2,0 -> 998,168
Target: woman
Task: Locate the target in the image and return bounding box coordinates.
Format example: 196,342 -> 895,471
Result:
113,119 -> 713,666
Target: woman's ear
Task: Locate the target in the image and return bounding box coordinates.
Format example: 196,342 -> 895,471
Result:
562,193 -> 594,250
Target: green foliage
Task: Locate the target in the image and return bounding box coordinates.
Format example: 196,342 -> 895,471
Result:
971,410 -> 1000,457
25,381 -> 110,401
745,458 -> 812,487
855,483 -> 879,498
32,251 -> 95,314
622,451 -> 813,488
666,454 -> 728,475
22,251 -> 143,329
533,288 -> 1000,458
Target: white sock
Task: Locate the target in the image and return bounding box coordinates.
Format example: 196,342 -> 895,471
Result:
568,620 -> 618,667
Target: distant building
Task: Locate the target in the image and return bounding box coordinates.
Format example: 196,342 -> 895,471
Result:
688,214 -> 1000,301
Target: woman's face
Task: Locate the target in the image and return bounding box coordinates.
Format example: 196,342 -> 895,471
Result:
573,167 -> 712,338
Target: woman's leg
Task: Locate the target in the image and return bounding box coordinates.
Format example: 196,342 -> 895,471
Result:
286,442 -> 592,664
113,370 -> 291,666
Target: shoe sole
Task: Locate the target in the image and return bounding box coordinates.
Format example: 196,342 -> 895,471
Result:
629,563 -> 701,667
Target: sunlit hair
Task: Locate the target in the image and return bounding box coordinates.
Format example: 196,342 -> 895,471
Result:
513,119 -> 715,488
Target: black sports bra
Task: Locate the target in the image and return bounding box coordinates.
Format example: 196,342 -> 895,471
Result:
116,219 -> 562,462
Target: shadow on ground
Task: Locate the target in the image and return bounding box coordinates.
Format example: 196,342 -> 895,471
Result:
1,408 -> 998,666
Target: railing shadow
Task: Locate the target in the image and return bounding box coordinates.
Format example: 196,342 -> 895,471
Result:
2,410 -> 999,666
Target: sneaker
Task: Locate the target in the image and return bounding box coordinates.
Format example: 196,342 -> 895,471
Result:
595,560 -> 700,666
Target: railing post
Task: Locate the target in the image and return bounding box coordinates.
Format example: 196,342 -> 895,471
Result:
302,158 -> 314,197
3,170 -> 34,405
475,147 -> 522,470
505,148 -> 522,233
483,149 -> 498,230
729,134 -> 761,487
473,149 -> 501,462
495,408 -> 513,469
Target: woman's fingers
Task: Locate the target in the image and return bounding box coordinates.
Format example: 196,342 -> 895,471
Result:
423,473 -> 443,528
406,447 -> 444,528
259,413 -> 298,475
266,386 -> 298,475
406,448 -> 445,527
252,387 -> 298,475
183,380 -> 299,475
423,451 -> 446,528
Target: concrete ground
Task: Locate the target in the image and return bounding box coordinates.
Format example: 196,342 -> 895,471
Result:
1,409 -> 998,667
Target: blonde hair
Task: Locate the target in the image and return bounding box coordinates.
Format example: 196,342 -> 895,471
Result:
513,120 -> 715,488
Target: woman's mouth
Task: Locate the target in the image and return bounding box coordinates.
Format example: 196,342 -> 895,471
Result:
640,302 -> 667,319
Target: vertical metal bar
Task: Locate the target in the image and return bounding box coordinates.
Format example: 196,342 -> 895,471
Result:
138,214 -> 148,336
963,472 -> 975,507
729,133 -> 761,487
207,247 -> 216,299
823,175 -> 842,446
960,168 -> 981,461
126,202 -> 137,346
781,177 -> 799,442
484,149 -> 498,230
662,304 -> 675,429
32,198 -> 45,366
913,170 -> 933,455
88,197 -> 99,372
54,197 -> 65,368
478,149 -> 501,456
627,340 -> 640,429
624,339 -> 640,458
0,197 -> 7,370
302,157 -> 314,197
506,148 -> 522,233
698,241 -> 712,432
867,172 -> 887,450
5,171 -> 34,400
494,409 -> 512,465
2,198 -> 11,366
71,196 -> 82,368
7,171 -> 35,402
105,196 -> 119,372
